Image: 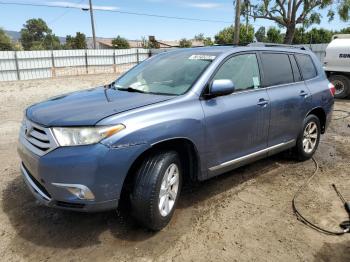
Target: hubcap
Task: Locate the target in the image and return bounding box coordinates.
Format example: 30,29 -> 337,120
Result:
158,163 -> 179,217
302,122 -> 318,154
333,80 -> 345,95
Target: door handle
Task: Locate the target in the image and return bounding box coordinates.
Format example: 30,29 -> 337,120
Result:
257,98 -> 269,106
299,90 -> 309,97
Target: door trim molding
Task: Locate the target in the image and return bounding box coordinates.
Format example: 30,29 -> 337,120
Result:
209,139 -> 295,172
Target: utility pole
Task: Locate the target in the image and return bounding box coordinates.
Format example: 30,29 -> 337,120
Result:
245,0 -> 249,35
89,0 -> 97,49
234,0 -> 241,45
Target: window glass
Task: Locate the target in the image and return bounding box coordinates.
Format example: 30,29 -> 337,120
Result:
114,52 -> 216,95
295,54 -> 317,80
213,54 -> 260,91
261,53 -> 294,86
289,55 -> 302,82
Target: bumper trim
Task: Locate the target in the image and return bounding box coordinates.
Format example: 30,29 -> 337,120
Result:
21,163 -> 51,201
51,183 -> 95,200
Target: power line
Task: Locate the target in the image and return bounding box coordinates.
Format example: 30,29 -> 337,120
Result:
48,0 -> 85,25
0,1 -> 233,24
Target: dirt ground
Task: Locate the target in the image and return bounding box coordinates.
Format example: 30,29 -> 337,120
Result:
0,74 -> 349,262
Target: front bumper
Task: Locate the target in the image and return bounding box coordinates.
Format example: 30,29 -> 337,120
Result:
18,137 -> 147,212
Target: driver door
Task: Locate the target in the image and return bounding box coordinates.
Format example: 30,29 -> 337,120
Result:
200,53 -> 270,177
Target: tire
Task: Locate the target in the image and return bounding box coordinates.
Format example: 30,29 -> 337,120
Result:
130,151 -> 182,231
329,74 -> 350,99
294,114 -> 321,161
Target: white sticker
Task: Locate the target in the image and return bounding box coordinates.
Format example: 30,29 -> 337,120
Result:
189,54 -> 216,61
253,77 -> 260,88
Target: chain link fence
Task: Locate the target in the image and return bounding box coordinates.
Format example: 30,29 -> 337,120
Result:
296,43 -> 328,63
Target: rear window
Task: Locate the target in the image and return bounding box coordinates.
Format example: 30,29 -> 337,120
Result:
261,53 -> 294,86
295,54 -> 317,80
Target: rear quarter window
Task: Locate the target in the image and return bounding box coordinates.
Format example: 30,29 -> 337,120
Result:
295,54 -> 317,80
261,53 -> 294,86
289,55 -> 302,82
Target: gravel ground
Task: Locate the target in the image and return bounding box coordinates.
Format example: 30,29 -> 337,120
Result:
0,74 -> 349,262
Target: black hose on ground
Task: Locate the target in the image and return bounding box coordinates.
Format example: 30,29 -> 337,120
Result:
292,157 -> 350,235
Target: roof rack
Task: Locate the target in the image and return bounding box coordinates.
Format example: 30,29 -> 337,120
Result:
248,42 -> 309,50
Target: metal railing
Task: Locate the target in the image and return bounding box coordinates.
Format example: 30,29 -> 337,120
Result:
0,48 -> 154,81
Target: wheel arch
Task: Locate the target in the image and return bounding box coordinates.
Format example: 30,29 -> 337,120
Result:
119,137 -> 201,202
306,107 -> 326,134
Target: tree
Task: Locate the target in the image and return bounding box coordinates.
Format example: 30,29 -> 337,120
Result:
194,33 -> 205,41
266,27 -> 283,43
293,27 -> 333,44
141,36 -> 160,49
203,37 -> 214,46
292,27 -> 307,44
255,26 -> 267,42
112,36 -> 130,49
20,18 -> 61,50
43,34 -> 61,50
339,27 -> 350,34
306,28 -> 333,43
214,25 -> 254,45
65,32 -> 86,49
65,35 -> 73,48
243,1 -> 350,44
179,38 -> 192,48
0,28 -> 14,50
194,34 -> 213,46
20,18 -> 50,50
73,32 -> 86,49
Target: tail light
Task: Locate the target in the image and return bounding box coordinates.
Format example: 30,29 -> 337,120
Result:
328,82 -> 336,96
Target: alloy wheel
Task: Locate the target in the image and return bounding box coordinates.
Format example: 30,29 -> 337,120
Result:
158,163 -> 179,217
302,122 -> 318,154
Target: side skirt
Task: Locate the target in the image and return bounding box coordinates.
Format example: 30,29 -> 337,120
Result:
207,140 -> 295,178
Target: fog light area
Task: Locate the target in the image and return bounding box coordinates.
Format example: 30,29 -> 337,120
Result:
52,183 -> 95,200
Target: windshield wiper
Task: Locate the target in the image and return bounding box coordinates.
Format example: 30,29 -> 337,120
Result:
117,87 -> 146,93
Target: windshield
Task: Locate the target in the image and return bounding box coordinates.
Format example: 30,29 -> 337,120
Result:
114,51 -> 216,95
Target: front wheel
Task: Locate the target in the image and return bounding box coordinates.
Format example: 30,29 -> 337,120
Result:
294,114 -> 321,161
130,151 -> 182,231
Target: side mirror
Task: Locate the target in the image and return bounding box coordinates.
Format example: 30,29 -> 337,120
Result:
209,79 -> 235,97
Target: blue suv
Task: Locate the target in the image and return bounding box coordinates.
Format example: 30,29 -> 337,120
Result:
18,45 -> 334,230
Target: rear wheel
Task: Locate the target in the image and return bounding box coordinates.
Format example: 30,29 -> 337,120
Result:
329,74 -> 350,99
294,115 -> 321,161
130,151 -> 182,231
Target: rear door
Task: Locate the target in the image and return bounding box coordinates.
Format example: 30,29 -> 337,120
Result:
295,53 -> 330,108
201,52 -> 270,177
260,52 -> 312,148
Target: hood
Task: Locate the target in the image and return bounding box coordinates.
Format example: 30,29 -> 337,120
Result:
26,87 -> 173,126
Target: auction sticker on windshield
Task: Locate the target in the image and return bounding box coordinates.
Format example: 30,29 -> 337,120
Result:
188,54 -> 216,61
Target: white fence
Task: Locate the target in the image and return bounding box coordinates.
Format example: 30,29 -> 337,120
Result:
0,48 -> 151,81
0,44 -> 328,82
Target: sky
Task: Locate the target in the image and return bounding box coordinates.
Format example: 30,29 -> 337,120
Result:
0,0 -> 349,40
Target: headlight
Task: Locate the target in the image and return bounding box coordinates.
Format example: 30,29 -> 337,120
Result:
52,124 -> 125,146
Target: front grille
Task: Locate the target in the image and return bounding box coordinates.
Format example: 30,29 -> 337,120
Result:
20,118 -> 58,156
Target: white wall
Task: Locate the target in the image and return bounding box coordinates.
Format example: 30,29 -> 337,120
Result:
0,48 -> 150,81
